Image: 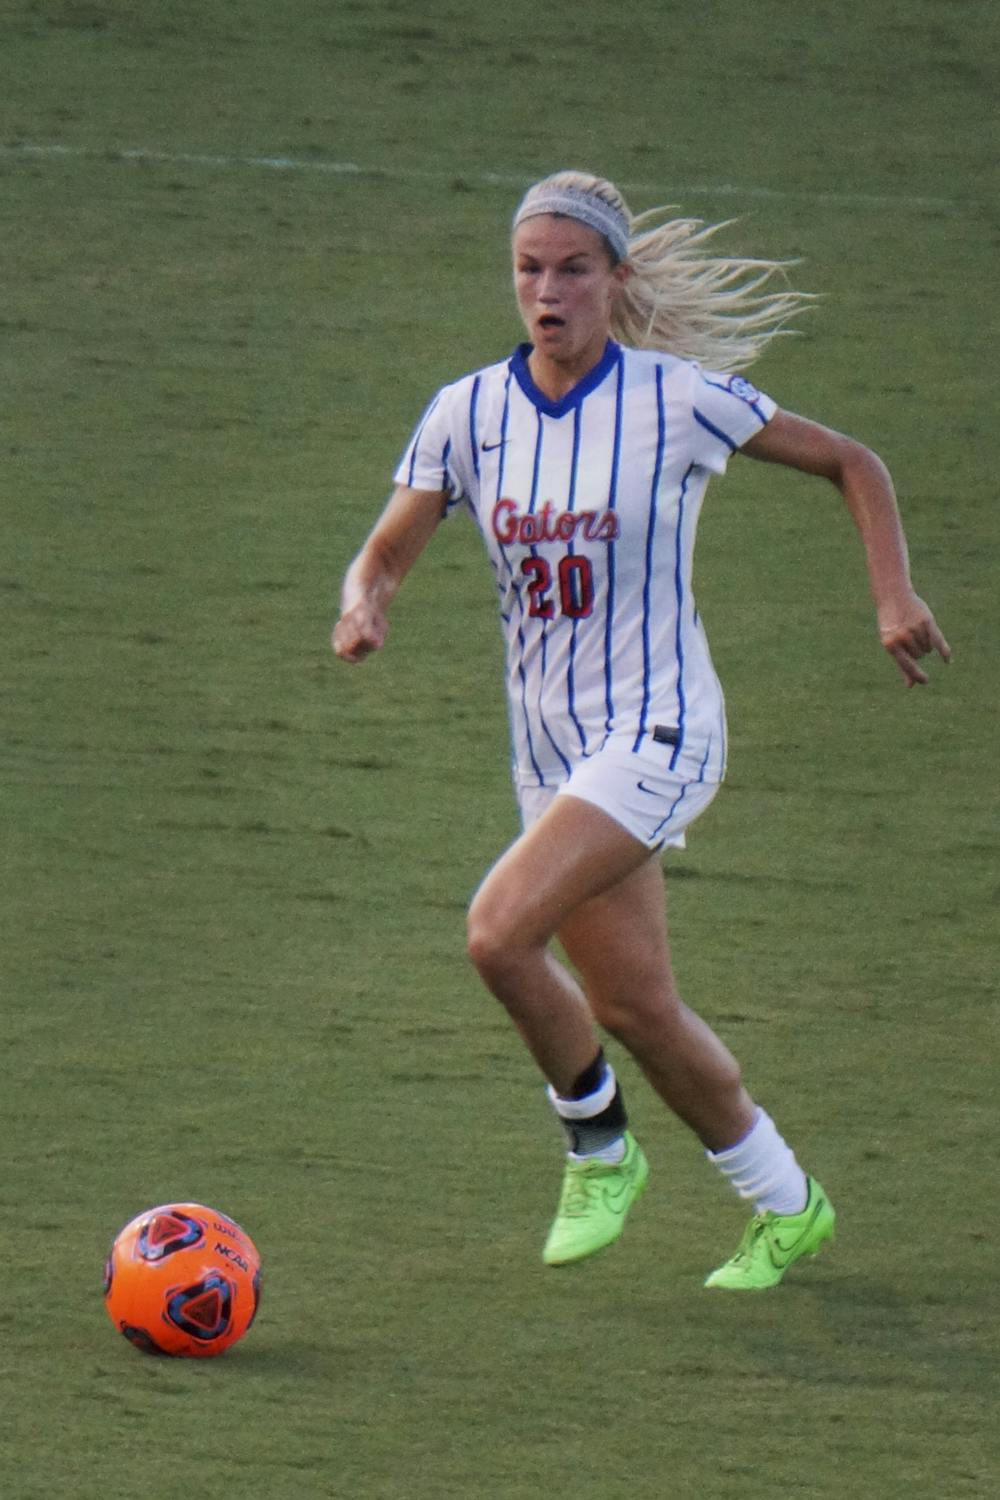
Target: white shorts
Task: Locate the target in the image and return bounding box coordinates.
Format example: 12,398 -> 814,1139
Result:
517,735 -> 721,851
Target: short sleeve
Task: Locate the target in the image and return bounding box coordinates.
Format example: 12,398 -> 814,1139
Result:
393,385 -> 470,513
688,368 -> 777,475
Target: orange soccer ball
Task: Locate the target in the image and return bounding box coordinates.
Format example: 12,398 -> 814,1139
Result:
103,1202 -> 262,1358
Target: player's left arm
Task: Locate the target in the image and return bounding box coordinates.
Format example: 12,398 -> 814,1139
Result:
741,409 -> 951,686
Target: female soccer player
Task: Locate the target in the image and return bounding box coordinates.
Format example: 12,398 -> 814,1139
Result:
333,171 -> 950,1288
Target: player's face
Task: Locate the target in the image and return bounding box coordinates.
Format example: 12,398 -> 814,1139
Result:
512,216 -> 628,372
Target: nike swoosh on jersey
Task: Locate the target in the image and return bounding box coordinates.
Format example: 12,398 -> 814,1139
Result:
481,438 -> 507,452
636,780 -> 661,797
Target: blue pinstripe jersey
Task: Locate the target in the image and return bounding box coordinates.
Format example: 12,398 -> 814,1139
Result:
394,340 -> 776,788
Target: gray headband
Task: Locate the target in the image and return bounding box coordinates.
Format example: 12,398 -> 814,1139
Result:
513,186 -> 630,262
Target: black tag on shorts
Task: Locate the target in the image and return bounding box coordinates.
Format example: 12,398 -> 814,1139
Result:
652,725 -> 680,747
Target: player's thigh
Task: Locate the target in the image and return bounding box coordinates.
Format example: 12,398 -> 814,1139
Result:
468,793 -> 654,951
557,857 -> 679,1013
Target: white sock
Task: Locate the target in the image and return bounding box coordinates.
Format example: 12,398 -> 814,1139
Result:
569,1138 -> 626,1165
707,1107 -> 808,1216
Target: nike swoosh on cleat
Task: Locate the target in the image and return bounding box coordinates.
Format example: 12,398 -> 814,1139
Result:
770,1201 -> 828,1261
599,1183 -> 633,1214
598,1160 -> 645,1213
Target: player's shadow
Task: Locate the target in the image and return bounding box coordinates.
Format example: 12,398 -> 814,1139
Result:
737,1273 -> 994,1396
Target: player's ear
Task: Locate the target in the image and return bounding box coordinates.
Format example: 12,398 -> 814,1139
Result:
609,259 -> 632,309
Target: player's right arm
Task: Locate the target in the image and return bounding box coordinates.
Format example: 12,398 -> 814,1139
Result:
332,485 -> 448,664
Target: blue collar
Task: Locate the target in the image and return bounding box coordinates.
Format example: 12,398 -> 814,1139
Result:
510,339 -> 621,417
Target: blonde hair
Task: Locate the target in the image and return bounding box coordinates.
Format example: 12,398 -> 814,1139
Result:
517,170 -> 813,373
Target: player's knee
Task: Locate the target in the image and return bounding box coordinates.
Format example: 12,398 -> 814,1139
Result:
466,902 -> 550,1001
465,900 -> 516,984
590,974 -> 678,1040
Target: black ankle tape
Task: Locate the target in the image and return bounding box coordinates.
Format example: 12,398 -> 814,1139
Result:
564,1085 -> 629,1155
568,1048 -> 607,1101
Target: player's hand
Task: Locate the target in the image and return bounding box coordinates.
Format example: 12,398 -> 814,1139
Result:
877,592 -> 951,686
332,602 -> 388,664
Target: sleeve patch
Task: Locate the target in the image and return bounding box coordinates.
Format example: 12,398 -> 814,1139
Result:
726,375 -> 762,403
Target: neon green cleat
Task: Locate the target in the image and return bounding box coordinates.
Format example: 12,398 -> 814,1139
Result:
704,1177 -> 835,1290
542,1131 -> 649,1266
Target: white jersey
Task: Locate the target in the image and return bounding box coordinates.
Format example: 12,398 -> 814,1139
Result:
394,340 -> 775,789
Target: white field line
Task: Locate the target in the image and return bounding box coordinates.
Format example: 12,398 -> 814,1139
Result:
0,141 -> 967,212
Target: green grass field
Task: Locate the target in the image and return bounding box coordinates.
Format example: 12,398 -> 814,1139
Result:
3,2 -> 998,1495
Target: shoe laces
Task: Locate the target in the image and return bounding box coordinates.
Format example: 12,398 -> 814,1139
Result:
557,1159 -> 605,1219
728,1213 -> 770,1266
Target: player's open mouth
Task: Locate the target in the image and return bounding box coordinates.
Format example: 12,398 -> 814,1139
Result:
538,315 -> 565,328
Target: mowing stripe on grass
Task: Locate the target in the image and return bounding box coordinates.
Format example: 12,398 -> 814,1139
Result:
0,142 -> 974,212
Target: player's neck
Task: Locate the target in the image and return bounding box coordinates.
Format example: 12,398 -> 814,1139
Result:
527,337 -> 610,402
